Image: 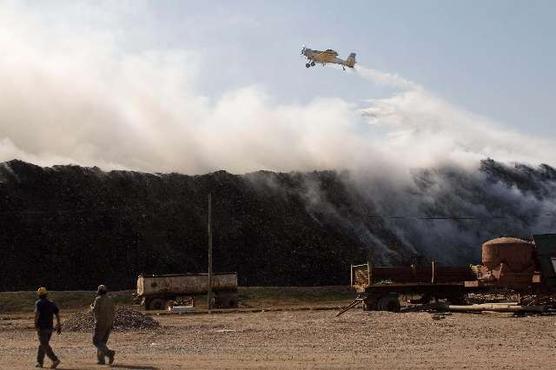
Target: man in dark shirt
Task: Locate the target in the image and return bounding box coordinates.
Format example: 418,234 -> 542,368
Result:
34,287 -> 61,369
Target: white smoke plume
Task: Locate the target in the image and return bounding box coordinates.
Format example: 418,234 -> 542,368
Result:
2,2 -> 556,267
355,65 -> 421,91
0,3 -> 554,176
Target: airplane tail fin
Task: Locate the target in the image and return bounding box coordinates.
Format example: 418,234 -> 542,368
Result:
345,52 -> 356,68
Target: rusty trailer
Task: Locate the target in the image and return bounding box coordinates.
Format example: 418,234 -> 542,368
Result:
350,262 -> 484,311
345,234 -> 556,314
137,272 -> 239,310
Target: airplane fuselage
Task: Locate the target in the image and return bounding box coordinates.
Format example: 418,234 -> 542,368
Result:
301,47 -> 356,69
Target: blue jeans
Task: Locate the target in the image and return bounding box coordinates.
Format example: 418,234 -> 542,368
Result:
37,329 -> 58,365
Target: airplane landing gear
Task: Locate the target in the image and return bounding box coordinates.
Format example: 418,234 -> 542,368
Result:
310,61 -> 315,66
305,63 -> 311,68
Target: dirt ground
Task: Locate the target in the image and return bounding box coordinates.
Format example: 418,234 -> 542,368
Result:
1,308 -> 556,369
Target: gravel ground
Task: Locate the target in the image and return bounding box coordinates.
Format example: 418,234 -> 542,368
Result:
1,309 -> 555,369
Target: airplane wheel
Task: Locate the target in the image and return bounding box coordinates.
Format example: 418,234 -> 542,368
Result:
305,63 -> 310,68
311,61 -> 315,66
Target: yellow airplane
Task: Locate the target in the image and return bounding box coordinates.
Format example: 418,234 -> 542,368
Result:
301,46 -> 356,70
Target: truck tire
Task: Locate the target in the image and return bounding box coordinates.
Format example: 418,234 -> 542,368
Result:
146,298 -> 165,310
228,296 -> 239,308
215,292 -> 239,309
214,297 -> 226,309
377,293 -> 401,312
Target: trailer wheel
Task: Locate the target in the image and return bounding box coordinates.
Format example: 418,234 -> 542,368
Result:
228,296 -> 239,308
215,293 -> 239,309
363,297 -> 378,311
447,294 -> 466,305
377,293 -> 401,312
146,298 -> 165,310
220,297 -> 232,309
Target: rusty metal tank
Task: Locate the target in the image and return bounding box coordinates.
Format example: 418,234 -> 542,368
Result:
482,237 -> 534,272
478,237 -> 536,288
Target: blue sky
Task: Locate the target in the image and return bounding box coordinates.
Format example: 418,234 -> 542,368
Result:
128,0 -> 556,136
24,0 -> 555,134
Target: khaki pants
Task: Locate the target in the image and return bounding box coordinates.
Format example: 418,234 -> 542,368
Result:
92,326 -> 112,363
37,329 -> 58,365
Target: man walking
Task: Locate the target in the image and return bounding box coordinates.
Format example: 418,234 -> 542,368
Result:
34,287 -> 61,369
90,284 -> 116,365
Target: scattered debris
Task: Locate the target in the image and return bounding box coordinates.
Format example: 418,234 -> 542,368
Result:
215,329 -> 236,333
467,291 -> 520,304
168,305 -> 196,314
431,313 -> 448,320
440,303 -> 546,313
64,307 -> 160,332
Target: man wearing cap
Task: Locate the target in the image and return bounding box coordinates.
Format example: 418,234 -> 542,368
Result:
90,284 -> 116,365
34,287 -> 61,368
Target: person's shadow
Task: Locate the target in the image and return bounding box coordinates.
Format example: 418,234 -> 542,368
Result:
109,365 -> 158,370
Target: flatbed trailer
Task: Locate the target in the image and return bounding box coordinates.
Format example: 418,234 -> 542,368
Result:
351,262 -> 486,311
345,234 -> 556,313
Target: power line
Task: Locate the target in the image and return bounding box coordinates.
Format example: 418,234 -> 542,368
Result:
372,215 -> 508,220
370,214 -> 554,220
0,209 -> 553,220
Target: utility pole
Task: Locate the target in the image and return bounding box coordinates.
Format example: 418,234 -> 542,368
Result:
207,192 -> 213,313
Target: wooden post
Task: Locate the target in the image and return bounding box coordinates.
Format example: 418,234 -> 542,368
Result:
367,260 -> 372,286
431,260 -> 436,284
207,193 -> 213,313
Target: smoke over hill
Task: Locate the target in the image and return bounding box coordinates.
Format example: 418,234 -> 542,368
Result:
1,3 -> 555,290
1,159 -> 554,290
